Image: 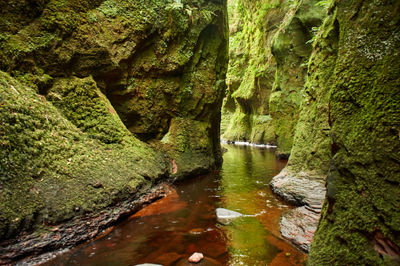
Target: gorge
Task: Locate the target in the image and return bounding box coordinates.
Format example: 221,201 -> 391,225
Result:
1,0 -> 399,265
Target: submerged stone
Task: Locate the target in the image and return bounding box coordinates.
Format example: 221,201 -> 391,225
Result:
216,208 -> 243,225
135,264 -> 163,266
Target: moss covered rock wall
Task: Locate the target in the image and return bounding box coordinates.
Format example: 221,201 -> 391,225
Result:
221,0 -> 282,146
222,0 -> 326,156
307,0 -> 400,264
271,0 -> 400,263
0,0 -> 228,259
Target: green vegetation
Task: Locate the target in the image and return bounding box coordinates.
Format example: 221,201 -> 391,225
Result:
0,71 -> 167,238
222,0 -> 327,155
0,0 -> 228,246
307,0 -> 400,264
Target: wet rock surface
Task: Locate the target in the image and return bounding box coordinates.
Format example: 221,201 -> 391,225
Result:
215,208 -> 243,225
188,252 -> 204,263
280,206 -> 320,252
0,183 -> 173,265
270,168 -> 325,252
270,169 -> 326,208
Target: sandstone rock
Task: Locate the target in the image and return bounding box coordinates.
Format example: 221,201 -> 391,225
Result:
188,252 -> 204,263
270,169 -> 326,208
270,168 -> 325,252
280,206 -> 320,253
215,208 -> 243,225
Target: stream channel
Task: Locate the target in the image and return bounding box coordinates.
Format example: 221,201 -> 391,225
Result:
45,144 -> 306,265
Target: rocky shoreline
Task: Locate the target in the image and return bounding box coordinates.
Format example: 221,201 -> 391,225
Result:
270,169 -> 326,252
0,183 -> 173,265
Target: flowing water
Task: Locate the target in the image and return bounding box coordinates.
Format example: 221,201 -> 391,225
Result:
45,144 -> 306,265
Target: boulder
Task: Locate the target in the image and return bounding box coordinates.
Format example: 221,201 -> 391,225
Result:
270,169 -> 325,208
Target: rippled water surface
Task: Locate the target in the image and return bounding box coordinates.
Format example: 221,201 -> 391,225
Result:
46,145 -> 306,265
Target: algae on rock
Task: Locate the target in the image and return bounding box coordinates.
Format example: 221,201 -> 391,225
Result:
0,71 -> 167,240
270,0 -> 327,155
222,0 -> 282,146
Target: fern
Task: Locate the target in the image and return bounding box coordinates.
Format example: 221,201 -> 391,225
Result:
316,0 -> 331,8
166,0 -> 183,11
201,9 -> 215,22
306,26 -> 321,45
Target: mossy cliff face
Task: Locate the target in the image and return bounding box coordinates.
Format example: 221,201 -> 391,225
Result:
308,0 -> 400,264
270,0 -> 334,204
0,0 -> 227,250
222,0 -> 326,155
221,0 -> 283,145
0,72 -> 168,240
270,0 -> 326,155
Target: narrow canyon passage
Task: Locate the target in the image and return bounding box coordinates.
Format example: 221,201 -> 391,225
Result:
1,0 -> 399,265
44,145 -> 306,265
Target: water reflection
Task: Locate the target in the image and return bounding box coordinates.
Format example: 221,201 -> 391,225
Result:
219,145 -> 289,265
44,145 -> 306,265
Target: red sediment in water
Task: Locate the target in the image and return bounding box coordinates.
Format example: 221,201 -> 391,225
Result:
129,188 -> 187,219
266,234 -> 307,265
43,145 -> 307,266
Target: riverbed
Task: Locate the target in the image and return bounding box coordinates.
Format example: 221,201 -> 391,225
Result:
44,144 -> 306,265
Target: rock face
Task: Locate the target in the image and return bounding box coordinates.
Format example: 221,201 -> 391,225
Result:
221,0 -> 326,156
270,169 -> 325,253
280,206 -> 320,253
270,169 -> 325,209
306,1 -> 400,265
0,0 -> 228,262
271,0 -> 400,264
221,0 -> 283,146
269,0 -> 327,156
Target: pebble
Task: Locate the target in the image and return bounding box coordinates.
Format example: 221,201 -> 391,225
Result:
188,252 -> 204,263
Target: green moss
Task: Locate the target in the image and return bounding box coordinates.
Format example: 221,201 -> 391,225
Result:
0,0 -> 228,247
160,118 -> 215,178
222,0 -> 326,153
307,0 -> 400,264
222,0 -> 284,144
0,71 -> 168,238
47,76 -> 134,144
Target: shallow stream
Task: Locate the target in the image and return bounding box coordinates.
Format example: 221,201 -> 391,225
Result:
45,144 -> 306,265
